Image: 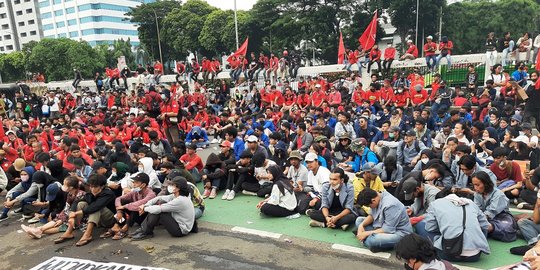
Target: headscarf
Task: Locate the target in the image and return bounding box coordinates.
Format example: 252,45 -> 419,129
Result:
21,166 -> 36,190
484,127 -> 499,151
267,165 -> 292,195
112,162 -> 130,180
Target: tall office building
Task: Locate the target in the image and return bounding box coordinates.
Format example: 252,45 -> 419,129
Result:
38,0 -> 155,47
0,0 -> 43,53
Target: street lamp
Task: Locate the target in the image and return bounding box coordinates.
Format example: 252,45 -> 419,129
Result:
152,8 -> 164,69
233,0 -> 239,49
415,0 -> 419,46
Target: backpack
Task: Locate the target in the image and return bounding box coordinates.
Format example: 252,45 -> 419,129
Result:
151,97 -> 161,113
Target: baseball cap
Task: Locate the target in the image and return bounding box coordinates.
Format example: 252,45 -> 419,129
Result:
305,152 -> 318,162
220,140 -> 232,148
511,114 -> 523,123
132,172 -> 150,185
405,130 -> 416,137
513,135 -> 530,144
6,130 -> 16,136
361,162 -> 382,175
402,178 -> 420,201
46,182 -> 61,202
246,135 -> 258,143
427,35 -> 433,39
13,158 -> 26,171
523,122 -> 533,130
239,150 -> 253,159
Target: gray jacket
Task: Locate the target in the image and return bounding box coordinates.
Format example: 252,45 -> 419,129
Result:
375,163 -> 403,184
370,191 -> 413,236
410,184 -> 440,216
474,188 -> 509,220
455,165 -> 496,189
145,194 -> 195,235
396,140 -> 427,165
320,182 -> 357,216
424,196 -> 490,255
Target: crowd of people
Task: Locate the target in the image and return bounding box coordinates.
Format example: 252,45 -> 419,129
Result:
3,33 -> 540,269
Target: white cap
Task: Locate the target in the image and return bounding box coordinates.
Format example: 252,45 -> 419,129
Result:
246,135 -> 258,143
315,84 -> 321,88
407,40 -> 413,43
512,135 -> 530,144
427,35 -> 433,39
305,152 -> 318,162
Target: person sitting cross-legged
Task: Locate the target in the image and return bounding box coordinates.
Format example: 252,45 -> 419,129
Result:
54,174 -> 116,246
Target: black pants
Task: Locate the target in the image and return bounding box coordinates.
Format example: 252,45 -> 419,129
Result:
191,72 -> 199,82
257,182 -> 273,198
122,77 -> 128,89
229,172 -> 259,193
524,109 -> 540,130
289,65 -> 299,78
382,59 -> 393,73
175,73 -> 183,83
141,212 -> 187,237
520,189 -> 537,204
308,208 -> 356,227
367,60 -> 381,73
110,78 -> 120,89
72,79 -> 81,88
260,204 -> 296,217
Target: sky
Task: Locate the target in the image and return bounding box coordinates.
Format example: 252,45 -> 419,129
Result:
203,0 -> 257,11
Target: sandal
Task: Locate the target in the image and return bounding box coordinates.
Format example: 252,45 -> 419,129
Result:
99,229 -> 115,239
75,238 -> 93,247
112,231 -> 127,240
53,236 -> 74,244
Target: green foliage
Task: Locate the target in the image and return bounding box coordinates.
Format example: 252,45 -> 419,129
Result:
0,51 -> 26,82
444,0 -> 540,54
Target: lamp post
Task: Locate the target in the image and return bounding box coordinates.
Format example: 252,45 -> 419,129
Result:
234,0 -> 239,49
152,8 -> 163,68
415,0 -> 419,46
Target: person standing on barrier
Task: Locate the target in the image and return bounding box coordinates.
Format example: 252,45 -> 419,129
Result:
424,36 -> 437,73
72,69 -> 82,91
436,36 -> 454,70
382,43 -> 395,76
485,32 -> 498,68
500,32 -> 515,67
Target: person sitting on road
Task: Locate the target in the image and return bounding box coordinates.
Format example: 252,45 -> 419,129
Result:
180,144 -> 204,184
161,170 -> 205,219
395,233 -> 458,270
201,153 -> 226,199
0,166 -> 36,222
54,174 -> 116,247
355,188 -> 413,252
21,176 -> 85,239
258,165 -> 299,219
307,167 -> 357,230
305,152 -> 331,211
185,126 -> 210,149
130,157 -> 161,194
252,152 -> 278,198
131,176 -> 197,240
100,173 -> 156,240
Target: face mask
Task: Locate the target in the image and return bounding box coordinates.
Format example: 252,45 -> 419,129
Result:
398,90 -> 403,93
161,94 -> 167,100
138,166 -> 144,173
421,158 -> 429,164
331,183 -> 341,191
490,120 -> 497,125
515,110 -> 521,116
167,185 -> 175,194
133,187 -> 142,193
111,172 -> 117,177
21,175 -> 29,182
61,185 -> 69,192
54,136 -> 61,141
455,155 -> 461,162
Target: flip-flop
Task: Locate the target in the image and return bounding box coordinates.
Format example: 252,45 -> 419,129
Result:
54,236 -> 74,244
99,229 -> 115,239
112,231 -> 127,240
75,238 -> 93,247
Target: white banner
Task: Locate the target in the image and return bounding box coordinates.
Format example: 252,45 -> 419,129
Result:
30,256 -> 169,270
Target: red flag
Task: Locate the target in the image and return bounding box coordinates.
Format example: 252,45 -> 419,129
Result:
337,31 -> 345,64
227,37 -> 249,64
358,11 -> 378,51
536,49 -> 540,72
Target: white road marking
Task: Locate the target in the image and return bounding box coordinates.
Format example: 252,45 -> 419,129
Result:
231,226 -> 282,239
452,264 -> 483,270
331,244 -> 391,259
510,207 -> 533,214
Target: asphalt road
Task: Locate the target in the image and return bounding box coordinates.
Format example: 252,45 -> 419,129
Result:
0,144 -> 401,270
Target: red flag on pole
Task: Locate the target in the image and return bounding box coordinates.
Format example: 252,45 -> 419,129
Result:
337,31 -> 345,64
227,37 -> 249,64
358,11 -> 378,50
536,49 -> 540,71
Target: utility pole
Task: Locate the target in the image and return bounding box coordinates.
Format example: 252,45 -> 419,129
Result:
415,0 -> 419,46
153,8 -> 163,68
234,0 -> 239,49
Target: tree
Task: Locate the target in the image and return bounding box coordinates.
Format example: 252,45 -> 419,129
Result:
198,10 -> 255,56
443,0 -> 540,54
112,39 -> 136,68
126,0 -> 182,62
161,0 -> 217,59
0,51 -> 26,82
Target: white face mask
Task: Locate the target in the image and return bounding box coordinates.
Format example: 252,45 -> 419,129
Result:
36,184 -> 44,188
20,175 -> 29,182
133,187 -> 142,193
138,166 -> 144,173
110,171 -> 117,177
61,185 -> 69,192
421,158 -> 429,164
54,136 -> 61,141
167,185 -> 175,194
455,155 -> 461,162
331,183 -> 341,191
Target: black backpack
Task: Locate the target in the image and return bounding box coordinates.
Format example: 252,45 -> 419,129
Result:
151,97 -> 161,113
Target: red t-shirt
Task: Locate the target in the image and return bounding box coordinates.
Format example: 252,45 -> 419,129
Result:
362,90 -> 381,105
423,42 -> 437,56
394,92 -> 409,107
407,44 -> 419,58
384,47 -> 396,60
489,161 -> 523,182
410,89 -> 428,104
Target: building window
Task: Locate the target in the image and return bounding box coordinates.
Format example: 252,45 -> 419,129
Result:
69,31 -> 78,38
16,11 -> 22,15
39,1 -> 49,8
65,7 -> 75,14
30,31 -> 36,36
54,10 -> 63,16
0,47 -> 4,52
14,0 -> 20,4
18,22 -> 24,26
4,35 -> 10,40
1,24 -> 8,30
21,32 -> 27,37
41,12 -> 51,19
0,14 -> 5,19
56,21 -> 64,27
28,20 -> 35,25
26,8 -> 33,14
67,19 -> 76,26
53,0 -> 61,4
0,3 -> 4,8
42,23 -> 53,30
58,33 -> 66,38
6,45 -> 13,50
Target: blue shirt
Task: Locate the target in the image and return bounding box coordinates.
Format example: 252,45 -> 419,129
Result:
370,191 -> 412,236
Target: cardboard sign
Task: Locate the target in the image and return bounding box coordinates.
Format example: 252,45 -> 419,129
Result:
30,256 -> 169,270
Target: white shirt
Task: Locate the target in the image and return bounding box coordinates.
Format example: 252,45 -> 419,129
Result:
267,185 -> 297,211
307,165 -> 330,193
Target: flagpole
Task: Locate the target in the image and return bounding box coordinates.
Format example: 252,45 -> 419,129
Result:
234,0 -> 239,49
415,0 -> 419,46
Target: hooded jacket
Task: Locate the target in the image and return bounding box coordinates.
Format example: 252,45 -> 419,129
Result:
6,166 -> 36,201
132,157 -> 161,190
203,153 -> 226,181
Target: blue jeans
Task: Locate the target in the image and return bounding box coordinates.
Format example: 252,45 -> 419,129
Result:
436,54 -> 452,68
518,218 -> 540,245
431,100 -> 450,115
425,55 -> 437,69
415,220 -> 438,241
1,191 -> 36,216
502,40 -> 515,67
355,216 -> 404,250
194,207 -> 204,219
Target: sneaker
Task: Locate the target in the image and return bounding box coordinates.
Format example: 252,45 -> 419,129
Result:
510,244 -> 534,256
517,202 -> 533,209
22,214 -> 33,219
226,190 -> 236,200
341,224 -> 350,231
27,216 -> 40,224
242,190 -> 257,196
210,138 -> 219,144
305,209 -> 314,216
128,228 -> 143,238
309,219 -> 325,228
513,198 -> 519,205
131,232 -> 154,241
0,214 -> 8,222
286,213 -> 301,220
221,189 -> 230,200
202,188 -> 211,198
369,246 -> 385,253
209,188 -> 217,199
13,208 -> 22,214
